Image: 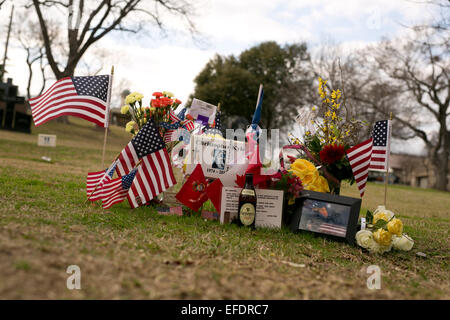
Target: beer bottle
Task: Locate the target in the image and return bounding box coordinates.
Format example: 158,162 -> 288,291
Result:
238,173 -> 257,227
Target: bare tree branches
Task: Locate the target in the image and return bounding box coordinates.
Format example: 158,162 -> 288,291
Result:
27,0 -> 198,79
370,27 -> 449,190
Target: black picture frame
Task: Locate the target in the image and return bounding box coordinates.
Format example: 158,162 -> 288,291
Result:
290,190 -> 361,245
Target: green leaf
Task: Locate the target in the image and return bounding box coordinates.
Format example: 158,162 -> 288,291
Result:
374,219 -> 388,230
365,210 -> 373,224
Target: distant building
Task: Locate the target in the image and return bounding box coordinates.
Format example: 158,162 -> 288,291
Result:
0,78 -> 31,133
376,153 -> 450,191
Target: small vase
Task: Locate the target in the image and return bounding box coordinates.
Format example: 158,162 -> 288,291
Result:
282,198 -> 296,226
329,180 -> 341,195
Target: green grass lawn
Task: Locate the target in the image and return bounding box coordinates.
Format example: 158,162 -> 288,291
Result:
0,118 -> 449,299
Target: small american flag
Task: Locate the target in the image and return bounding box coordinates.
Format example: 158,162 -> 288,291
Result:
116,118 -> 165,176
369,120 -> 391,171
346,119 -> 392,197
318,223 -> 347,237
183,119 -> 195,131
163,110 -> 183,143
214,111 -> 221,130
115,118 -> 176,207
164,129 -> 176,143
86,160 -> 117,201
169,110 -> 181,122
102,168 -> 137,209
127,150 -> 177,208
29,75 -> 111,127
346,138 -> 373,197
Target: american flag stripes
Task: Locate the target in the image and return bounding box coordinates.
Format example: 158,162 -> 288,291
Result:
183,120 -> 195,131
86,161 -> 117,201
346,119 -> 392,197
346,138 -> 373,197
116,118 -> 165,176
115,118 -> 176,207
86,171 -> 111,201
318,223 -> 347,237
163,129 -> 177,144
127,150 -> 177,208
169,110 -> 181,122
29,75 -> 110,127
369,120 -> 391,171
102,169 -> 137,209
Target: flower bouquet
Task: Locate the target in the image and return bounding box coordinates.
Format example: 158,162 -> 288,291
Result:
120,91 -> 186,153
268,169 -> 303,225
355,206 -> 414,254
288,77 -> 367,194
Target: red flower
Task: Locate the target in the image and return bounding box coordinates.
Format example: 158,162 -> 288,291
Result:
175,99 -> 182,105
153,92 -> 163,98
159,97 -> 173,107
151,99 -> 161,108
319,144 -> 346,164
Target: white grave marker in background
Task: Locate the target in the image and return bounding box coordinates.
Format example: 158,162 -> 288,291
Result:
38,134 -> 57,147
38,134 -> 56,162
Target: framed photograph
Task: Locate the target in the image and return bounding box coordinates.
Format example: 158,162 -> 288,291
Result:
290,190 -> 361,245
186,135 -> 246,179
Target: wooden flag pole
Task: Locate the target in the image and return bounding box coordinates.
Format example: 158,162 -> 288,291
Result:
101,66 -> 114,168
256,84 -> 263,109
383,112 -> 393,206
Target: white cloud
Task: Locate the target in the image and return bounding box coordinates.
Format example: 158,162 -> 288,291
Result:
94,38 -> 215,106
0,0 -> 441,112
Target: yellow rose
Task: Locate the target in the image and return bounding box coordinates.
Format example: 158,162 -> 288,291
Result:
316,175 -> 330,193
356,230 -> 391,253
150,107 -> 156,112
291,159 -> 316,173
373,205 -> 395,220
163,91 -> 174,98
120,105 -> 130,114
373,228 -> 392,246
289,159 -> 324,190
387,218 -> 403,236
373,212 -> 389,224
301,171 -> 319,188
306,181 -> 321,192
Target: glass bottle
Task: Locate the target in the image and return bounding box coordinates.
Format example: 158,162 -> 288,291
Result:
237,173 -> 257,228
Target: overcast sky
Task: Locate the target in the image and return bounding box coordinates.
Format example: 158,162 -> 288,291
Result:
0,0 -> 441,154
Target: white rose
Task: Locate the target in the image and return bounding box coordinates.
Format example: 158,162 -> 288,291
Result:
373,205 -> 395,221
392,234 -> 414,251
356,230 -> 374,249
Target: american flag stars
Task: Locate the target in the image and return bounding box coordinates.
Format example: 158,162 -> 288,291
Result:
72,75 -> 109,102
372,120 -> 388,146
29,75 -> 111,127
131,119 -> 165,158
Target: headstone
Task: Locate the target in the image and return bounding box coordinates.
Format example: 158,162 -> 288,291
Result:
38,134 -> 57,147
